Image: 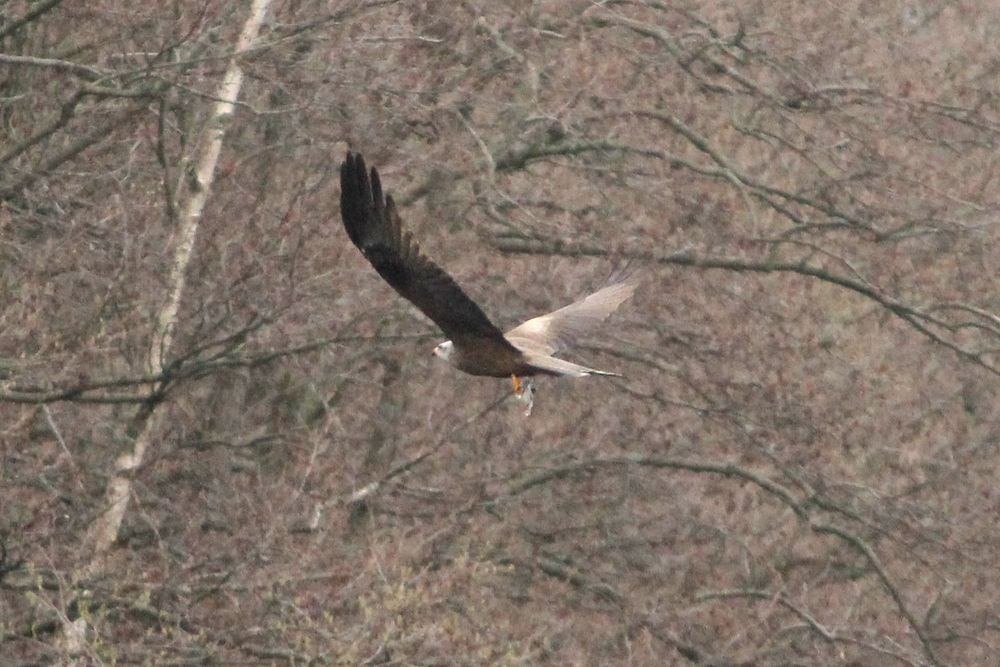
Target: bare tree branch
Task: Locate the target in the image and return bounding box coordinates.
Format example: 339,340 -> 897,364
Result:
0,53 -> 106,80
0,0 -> 65,40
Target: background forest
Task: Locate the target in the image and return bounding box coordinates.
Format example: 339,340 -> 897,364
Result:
3,1 -> 1000,664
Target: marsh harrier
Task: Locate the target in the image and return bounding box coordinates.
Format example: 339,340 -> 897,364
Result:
339,152 -> 634,413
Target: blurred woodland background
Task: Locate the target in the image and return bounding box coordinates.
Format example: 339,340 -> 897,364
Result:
3,0 -> 1000,664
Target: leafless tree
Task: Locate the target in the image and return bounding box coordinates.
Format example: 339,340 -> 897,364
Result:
3,1 -> 1000,664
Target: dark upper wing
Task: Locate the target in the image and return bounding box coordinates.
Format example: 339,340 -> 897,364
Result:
340,152 -> 512,346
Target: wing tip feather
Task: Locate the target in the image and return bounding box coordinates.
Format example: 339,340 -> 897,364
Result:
338,151 -> 510,345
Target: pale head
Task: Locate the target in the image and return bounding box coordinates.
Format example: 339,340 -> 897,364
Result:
432,340 -> 454,362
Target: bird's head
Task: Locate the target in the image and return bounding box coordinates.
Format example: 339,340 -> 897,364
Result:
432,340 -> 454,362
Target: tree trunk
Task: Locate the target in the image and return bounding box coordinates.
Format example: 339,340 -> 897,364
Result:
82,0 -> 273,563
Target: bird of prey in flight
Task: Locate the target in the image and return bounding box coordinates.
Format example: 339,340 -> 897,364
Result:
339,152 -> 634,414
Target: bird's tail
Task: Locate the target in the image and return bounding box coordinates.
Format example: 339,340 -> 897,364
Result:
525,354 -> 620,378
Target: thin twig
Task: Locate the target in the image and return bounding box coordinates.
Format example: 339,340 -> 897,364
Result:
41,405 -> 73,463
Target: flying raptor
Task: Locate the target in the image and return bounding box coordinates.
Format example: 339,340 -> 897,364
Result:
339,151 -> 634,414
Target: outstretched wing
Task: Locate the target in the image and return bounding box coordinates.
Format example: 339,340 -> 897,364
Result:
340,152 -> 512,346
505,281 -> 636,356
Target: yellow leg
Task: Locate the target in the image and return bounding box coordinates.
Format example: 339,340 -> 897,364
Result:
511,374 -> 523,395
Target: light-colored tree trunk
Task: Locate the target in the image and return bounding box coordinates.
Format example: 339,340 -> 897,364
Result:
64,2 -> 272,658
82,0 -> 272,562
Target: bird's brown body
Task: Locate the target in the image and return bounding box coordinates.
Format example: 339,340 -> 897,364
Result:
448,342 -> 551,378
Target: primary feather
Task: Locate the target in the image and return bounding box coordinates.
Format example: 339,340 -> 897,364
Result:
340,152 -> 515,349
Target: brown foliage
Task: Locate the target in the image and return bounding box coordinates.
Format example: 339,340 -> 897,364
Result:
3,0 -> 1000,664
